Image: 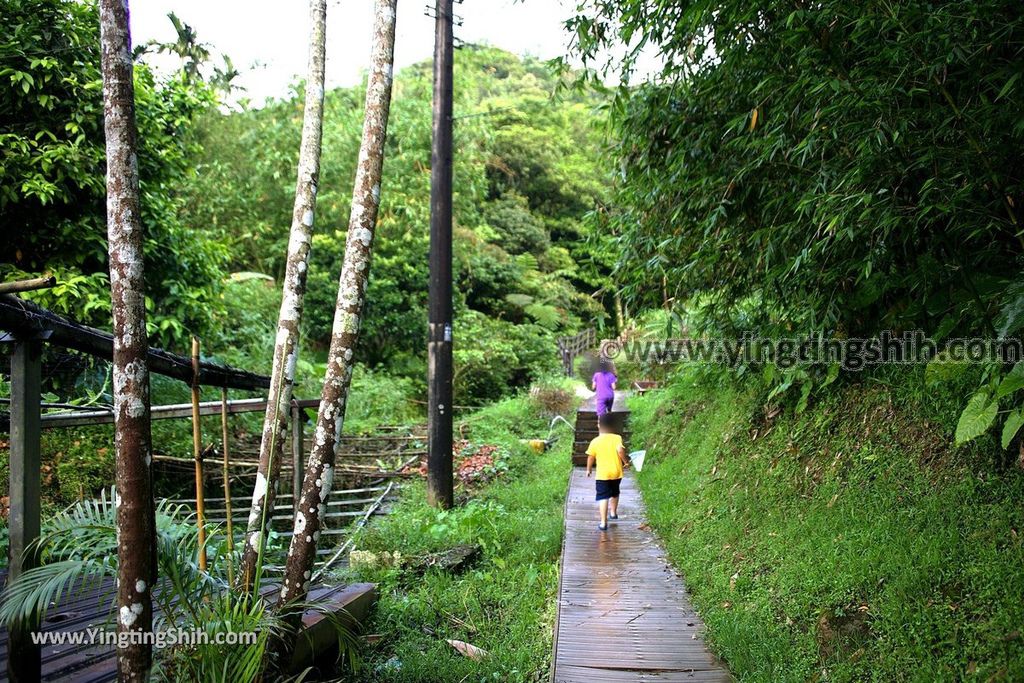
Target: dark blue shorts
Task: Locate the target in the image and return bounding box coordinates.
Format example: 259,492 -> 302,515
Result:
595,478 -> 621,501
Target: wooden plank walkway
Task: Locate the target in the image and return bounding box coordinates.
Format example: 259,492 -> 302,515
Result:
552,393 -> 730,682
0,573 -> 374,682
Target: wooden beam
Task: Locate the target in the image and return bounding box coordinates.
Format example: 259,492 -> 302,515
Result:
7,339 -> 42,682
33,397 -> 320,429
0,294 -> 270,389
287,584 -> 377,672
0,275 -> 56,295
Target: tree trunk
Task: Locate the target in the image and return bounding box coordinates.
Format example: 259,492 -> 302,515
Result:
99,1 -> 155,680
237,0 -> 328,593
278,0 -> 398,611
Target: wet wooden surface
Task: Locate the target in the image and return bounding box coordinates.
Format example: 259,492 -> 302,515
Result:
0,570 -> 373,682
552,467 -> 732,682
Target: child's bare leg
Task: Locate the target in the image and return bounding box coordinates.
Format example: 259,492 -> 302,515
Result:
609,496 -> 619,518
598,499 -> 609,527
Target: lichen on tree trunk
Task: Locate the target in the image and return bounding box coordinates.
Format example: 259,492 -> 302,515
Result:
99,0 -> 156,679
238,0 -> 328,594
278,0 -> 399,611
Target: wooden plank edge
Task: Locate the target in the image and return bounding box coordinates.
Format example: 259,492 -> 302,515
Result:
287,582 -> 377,673
548,466 -> 575,681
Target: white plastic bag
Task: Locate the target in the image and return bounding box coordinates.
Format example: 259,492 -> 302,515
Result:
629,449 -> 646,472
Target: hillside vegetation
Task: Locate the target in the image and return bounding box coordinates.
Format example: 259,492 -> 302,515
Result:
629,366 -> 1024,681
4,1 -> 611,408
180,45 -> 612,404
2,4 -> 609,527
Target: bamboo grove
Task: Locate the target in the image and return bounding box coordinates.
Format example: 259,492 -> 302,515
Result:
568,0 -> 1023,341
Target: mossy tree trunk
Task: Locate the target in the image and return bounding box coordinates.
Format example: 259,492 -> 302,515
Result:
278,0 -> 398,611
99,0 -> 156,679
238,0 -> 328,594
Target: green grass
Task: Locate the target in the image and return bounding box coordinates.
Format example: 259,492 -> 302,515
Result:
629,367 -> 1024,681
341,388 -> 575,682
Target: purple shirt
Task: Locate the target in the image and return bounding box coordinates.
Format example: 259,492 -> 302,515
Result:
593,371 -> 616,399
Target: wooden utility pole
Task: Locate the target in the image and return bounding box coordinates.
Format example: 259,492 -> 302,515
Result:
427,0 -> 454,509
99,0 -> 156,678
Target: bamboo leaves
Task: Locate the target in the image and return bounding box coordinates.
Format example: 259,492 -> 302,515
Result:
568,0 -> 1024,340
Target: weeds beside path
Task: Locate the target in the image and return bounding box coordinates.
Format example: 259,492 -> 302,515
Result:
343,390 -> 574,682
630,369 -> 1024,681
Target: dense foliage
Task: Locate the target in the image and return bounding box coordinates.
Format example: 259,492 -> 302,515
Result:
184,47 -> 611,398
1,0 -> 228,348
3,1 -> 610,405
568,0 -> 1024,444
568,0 -> 1023,339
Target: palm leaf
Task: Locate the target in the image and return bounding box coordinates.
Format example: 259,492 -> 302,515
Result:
0,558 -> 114,627
1,490 -> 361,679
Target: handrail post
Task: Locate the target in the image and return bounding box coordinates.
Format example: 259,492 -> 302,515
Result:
8,337 -> 42,682
190,337 -> 207,572
291,403 -> 304,497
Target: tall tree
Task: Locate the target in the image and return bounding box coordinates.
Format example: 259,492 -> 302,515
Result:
278,0 -> 398,609
99,0 -> 156,679
238,0 -> 328,593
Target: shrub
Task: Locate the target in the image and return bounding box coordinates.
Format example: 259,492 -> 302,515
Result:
50,429 -> 114,503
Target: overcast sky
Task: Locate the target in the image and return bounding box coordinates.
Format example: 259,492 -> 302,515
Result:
129,0 -> 653,104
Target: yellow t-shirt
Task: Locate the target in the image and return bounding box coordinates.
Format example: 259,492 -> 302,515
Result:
586,433 -> 624,480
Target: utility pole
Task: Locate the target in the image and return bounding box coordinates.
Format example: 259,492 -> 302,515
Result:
427,0 -> 454,508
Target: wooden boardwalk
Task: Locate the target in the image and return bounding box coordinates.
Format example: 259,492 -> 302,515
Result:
0,572 -> 374,682
552,395 -> 730,682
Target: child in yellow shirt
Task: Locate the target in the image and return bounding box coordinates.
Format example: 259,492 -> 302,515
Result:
586,412 -> 630,531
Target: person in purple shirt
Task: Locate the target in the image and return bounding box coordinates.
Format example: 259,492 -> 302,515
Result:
591,359 -> 617,416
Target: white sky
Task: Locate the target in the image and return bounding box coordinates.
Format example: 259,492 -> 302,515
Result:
129,0 -> 658,105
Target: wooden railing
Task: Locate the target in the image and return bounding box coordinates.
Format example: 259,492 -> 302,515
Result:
556,328 -> 596,376
1,295 -> 276,679
0,294 -> 270,389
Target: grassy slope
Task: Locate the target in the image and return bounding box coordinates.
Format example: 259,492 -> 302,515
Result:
630,368 -> 1024,682
344,393 -> 573,682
